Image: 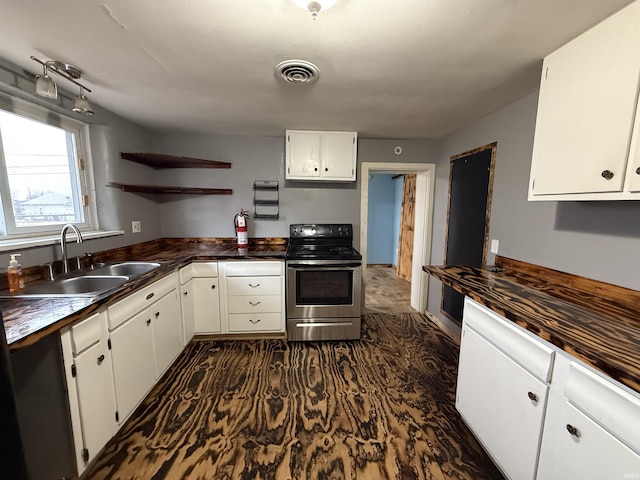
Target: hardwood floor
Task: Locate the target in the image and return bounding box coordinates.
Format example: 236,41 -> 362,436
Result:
365,266 -> 413,314
84,310 -> 503,480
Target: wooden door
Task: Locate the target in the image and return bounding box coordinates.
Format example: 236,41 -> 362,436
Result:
397,174 -> 416,281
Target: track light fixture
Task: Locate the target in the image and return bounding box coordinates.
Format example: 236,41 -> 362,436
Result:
31,56 -> 94,116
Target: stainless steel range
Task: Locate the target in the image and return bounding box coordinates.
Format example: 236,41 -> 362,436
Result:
286,224 -> 362,341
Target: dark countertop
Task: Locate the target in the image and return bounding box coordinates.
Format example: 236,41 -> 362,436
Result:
424,263 -> 640,394
2,241 -> 287,351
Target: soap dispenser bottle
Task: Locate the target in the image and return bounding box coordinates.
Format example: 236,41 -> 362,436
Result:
7,254 -> 24,294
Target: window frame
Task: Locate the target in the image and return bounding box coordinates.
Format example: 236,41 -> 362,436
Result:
0,97 -> 99,240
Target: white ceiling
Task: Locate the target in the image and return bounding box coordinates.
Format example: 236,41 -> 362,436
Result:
0,0 -> 634,139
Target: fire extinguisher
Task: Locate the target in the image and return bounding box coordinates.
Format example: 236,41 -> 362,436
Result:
234,209 -> 249,248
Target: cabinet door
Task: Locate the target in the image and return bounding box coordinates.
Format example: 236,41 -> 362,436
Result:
151,289 -> 182,379
530,2 -> 640,196
627,98 -> 640,192
74,340 -> 116,466
457,326 -> 548,480
542,402 -> 640,479
320,131 -> 357,181
180,280 -> 196,344
286,131 -> 321,179
109,308 -> 156,423
193,277 -> 221,334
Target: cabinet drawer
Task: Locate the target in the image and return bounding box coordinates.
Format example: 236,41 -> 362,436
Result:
565,361 -> 640,454
228,313 -> 282,332
227,295 -> 281,313
225,261 -> 282,277
227,276 -> 281,296
464,297 -> 555,382
70,312 -> 105,354
108,273 -> 177,330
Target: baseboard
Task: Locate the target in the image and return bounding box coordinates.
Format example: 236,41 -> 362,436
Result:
423,310 -> 461,344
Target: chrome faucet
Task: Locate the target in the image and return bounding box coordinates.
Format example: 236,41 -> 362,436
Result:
60,224 -> 83,274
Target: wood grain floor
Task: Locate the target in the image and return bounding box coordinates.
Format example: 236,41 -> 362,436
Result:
84,312 -> 503,480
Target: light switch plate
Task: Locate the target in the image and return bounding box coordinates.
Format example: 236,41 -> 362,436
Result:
132,220 -> 141,233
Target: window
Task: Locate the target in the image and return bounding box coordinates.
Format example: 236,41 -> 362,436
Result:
0,101 -> 96,238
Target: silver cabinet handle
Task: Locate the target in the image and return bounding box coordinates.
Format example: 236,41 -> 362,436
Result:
183,291 -> 188,296
146,292 -> 155,300
146,318 -> 151,326
601,169 -> 614,180
566,424 -> 580,437
211,284 -> 216,289
97,354 -> 105,365
249,318 -> 261,324
155,311 -> 160,318
249,301 -> 261,306
527,391 -> 538,402
248,283 -> 260,288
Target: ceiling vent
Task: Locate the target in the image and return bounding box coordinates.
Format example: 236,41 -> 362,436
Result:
275,60 -> 319,84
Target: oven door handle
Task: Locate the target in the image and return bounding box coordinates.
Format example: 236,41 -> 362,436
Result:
287,262 -> 362,269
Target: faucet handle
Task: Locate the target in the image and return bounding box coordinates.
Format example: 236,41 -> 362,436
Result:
45,263 -> 55,281
85,252 -> 95,269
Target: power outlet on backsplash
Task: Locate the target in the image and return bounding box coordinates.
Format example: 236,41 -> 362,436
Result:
132,221 -> 141,233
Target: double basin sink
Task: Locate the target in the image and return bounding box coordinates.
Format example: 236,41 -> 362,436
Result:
3,262 -> 162,298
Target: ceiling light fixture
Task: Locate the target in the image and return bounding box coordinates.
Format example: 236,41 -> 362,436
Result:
292,0 -> 338,18
31,56 -> 94,116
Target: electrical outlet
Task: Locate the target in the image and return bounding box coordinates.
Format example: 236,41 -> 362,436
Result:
490,239 -> 499,254
132,220 -> 141,233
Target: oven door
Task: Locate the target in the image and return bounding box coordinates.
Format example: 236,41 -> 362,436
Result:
286,261 -> 362,320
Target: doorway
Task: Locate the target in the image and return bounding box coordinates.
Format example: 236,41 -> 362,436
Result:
360,162 -> 436,313
441,143 -> 496,324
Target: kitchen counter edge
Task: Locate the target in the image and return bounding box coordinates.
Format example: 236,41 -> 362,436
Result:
2,248 -> 286,350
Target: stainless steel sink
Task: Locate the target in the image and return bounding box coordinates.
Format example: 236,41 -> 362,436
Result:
6,275 -> 129,298
1,261 -> 162,298
83,261 -> 161,277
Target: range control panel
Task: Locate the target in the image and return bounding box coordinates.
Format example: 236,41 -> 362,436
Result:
289,224 -> 353,238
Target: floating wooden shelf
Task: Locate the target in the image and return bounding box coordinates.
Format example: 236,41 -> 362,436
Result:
109,182 -> 232,195
120,152 -> 231,169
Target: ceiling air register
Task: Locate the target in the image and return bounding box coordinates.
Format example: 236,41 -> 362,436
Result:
275,60 -> 319,85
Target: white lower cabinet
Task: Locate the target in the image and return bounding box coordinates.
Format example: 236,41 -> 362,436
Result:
109,307 -> 156,424
150,289 -> 182,377
192,277 -> 221,333
459,297 -> 640,479
458,299 -> 552,480
180,279 -> 196,343
220,261 -> 285,334
107,272 -> 180,424
179,262 -> 221,335
60,311 -> 117,475
537,358 -> 640,479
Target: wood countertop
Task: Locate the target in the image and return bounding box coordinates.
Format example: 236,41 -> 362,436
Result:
423,257 -> 640,394
1,238 -> 287,351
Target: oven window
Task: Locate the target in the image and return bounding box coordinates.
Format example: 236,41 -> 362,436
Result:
296,269 -> 353,305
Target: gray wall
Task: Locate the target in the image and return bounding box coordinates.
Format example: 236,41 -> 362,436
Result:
151,134 -> 437,247
427,91 -> 640,328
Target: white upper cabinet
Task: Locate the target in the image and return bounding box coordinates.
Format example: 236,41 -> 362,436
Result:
529,1 -> 640,200
286,130 -> 357,181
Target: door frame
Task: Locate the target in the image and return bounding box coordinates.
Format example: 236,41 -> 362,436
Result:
360,162 -> 436,312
